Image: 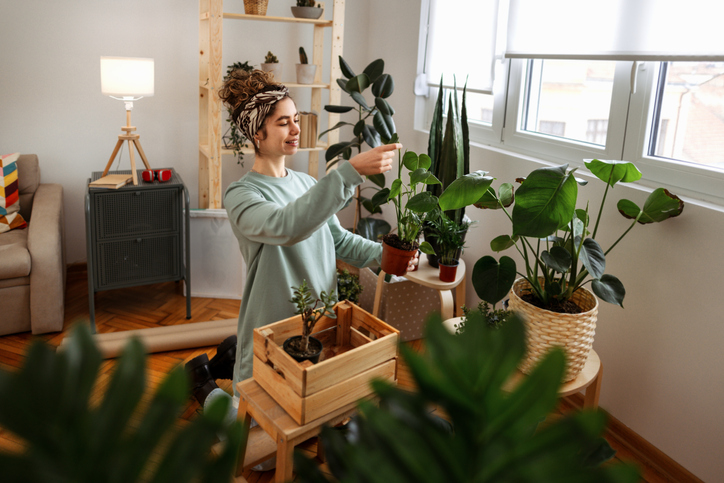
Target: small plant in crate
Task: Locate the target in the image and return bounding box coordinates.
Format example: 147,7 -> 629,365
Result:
284,280 -> 337,363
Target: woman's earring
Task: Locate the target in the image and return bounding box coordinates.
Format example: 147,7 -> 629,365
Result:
255,138 -> 260,149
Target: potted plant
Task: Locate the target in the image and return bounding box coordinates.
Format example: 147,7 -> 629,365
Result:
378,150 -> 493,276
283,280 -> 337,364
260,51 -> 281,79
296,47 -> 317,84
453,301 -> 513,335
424,77 -> 472,267
321,56 -> 397,241
291,0 -> 323,19
425,212 -> 473,282
222,61 -> 253,166
473,159 -> 684,380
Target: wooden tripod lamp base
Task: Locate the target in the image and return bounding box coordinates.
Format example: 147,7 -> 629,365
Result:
103,108 -> 152,185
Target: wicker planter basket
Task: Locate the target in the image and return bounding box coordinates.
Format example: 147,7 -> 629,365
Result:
243,0 -> 268,15
508,278 -> 598,382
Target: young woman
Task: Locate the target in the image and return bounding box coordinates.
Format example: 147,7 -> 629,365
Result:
217,69 -> 409,390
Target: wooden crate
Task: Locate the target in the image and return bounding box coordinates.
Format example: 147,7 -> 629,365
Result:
252,300 -> 399,425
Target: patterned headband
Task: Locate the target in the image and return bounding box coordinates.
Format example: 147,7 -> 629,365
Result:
234,86 -> 290,142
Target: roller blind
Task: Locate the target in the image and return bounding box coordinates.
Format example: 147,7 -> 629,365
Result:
506,0 -> 724,61
417,0 -> 503,95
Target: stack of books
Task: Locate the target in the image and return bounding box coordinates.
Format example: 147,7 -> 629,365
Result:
299,111 -> 318,149
89,174 -> 132,189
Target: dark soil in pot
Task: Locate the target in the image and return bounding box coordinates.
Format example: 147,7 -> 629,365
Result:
519,292 -> 583,314
381,233 -> 418,252
283,335 -> 323,364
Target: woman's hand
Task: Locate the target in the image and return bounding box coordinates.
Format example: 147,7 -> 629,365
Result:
349,143 -> 402,176
407,250 -> 420,272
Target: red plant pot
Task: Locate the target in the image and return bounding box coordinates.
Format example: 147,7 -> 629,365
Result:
381,241 -> 417,276
438,261 -> 459,282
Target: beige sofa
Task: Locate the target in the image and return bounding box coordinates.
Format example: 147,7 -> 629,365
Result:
0,154 -> 66,335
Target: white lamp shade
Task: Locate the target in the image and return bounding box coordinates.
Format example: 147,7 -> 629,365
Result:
101,57 -> 154,97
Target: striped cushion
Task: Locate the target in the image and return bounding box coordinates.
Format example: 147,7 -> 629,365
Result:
0,153 -> 27,234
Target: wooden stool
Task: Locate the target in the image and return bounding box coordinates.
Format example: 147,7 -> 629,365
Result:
234,378 -> 359,483
443,317 -> 602,408
373,259 -> 467,321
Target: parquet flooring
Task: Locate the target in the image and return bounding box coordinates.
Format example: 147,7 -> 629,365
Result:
0,264 -> 677,482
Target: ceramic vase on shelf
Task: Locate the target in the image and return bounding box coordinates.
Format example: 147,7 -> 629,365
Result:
260,63 -> 282,80
295,64 -> 317,84
291,6 -> 323,19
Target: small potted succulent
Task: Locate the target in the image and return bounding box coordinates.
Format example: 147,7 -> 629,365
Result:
291,0 -> 323,19
283,280 -> 337,364
260,51 -> 282,79
337,268 -> 363,304
296,47 -> 317,84
425,212 -> 474,282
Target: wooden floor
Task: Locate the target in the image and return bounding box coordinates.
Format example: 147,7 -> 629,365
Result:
0,265 -> 679,482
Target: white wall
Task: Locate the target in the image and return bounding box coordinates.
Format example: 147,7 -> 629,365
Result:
2,0 -> 723,480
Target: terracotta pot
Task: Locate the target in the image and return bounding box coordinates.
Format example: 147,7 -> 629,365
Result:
282,335 -> 322,364
508,278 -> 598,382
296,64 -> 317,84
381,241 -> 416,276
438,261 -> 459,282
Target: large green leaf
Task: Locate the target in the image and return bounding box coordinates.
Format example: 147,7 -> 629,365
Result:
361,196 -> 382,214
325,141 -> 357,162
490,234 -> 516,252
512,164 -> 578,238
427,78 -> 445,190
375,97 -> 395,116
438,171 -> 494,212
585,159 -> 642,186
418,153 -> 432,171
372,73 -> 395,98
350,90 -> 370,110
579,238 -> 606,279
409,168 -> 439,186
406,191 -> 439,213
373,111 -> 395,140
371,186 -> 390,205
317,121 -> 354,139
361,124 -> 381,148
388,179 -> 402,199
362,59 -> 385,84
542,246 -> 572,273
618,188 -> 684,224
336,77 -> 350,93
346,73 -> 371,93
323,105 -> 354,113
472,255 -> 517,306
402,151 -> 419,171
592,274 -> 626,307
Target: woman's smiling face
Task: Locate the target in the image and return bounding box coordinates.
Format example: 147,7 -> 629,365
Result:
257,97 -> 300,157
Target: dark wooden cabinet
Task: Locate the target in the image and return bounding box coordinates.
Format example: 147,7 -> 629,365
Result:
85,170 -> 190,330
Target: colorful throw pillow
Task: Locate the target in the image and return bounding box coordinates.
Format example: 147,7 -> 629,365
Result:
1,153 -> 28,233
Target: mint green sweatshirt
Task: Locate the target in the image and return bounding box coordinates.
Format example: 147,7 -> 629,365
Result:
224,162 -> 383,386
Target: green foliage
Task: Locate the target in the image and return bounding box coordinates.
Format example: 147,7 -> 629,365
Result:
427,77 -> 470,225
294,311 -> 640,483
296,0 -> 318,6
298,47 -> 308,64
321,56 -> 396,240
456,301 -> 513,334
0,324 -> 242,483
223,61 -> 254,166
337,269 -> 363,304
290,280 -> 338,352
264,51 -> 278,64
475,159 -> 684,310
424,212 -> 473,265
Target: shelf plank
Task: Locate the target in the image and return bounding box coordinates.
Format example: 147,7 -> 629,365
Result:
223,12 -> 333,26
200,144 -> 328,157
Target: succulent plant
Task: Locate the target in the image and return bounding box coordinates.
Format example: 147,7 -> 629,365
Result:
299,47 -> 308,64
264,51 -> 278,64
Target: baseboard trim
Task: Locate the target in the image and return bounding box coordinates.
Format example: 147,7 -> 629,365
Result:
564,393 -> 703,482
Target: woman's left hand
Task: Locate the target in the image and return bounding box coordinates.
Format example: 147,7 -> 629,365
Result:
407,251 -> 420,272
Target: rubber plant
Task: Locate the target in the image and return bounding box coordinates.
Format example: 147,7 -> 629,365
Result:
472,160 -> 685,312
294,310 -> 640,483
223,61 -> 254,166
320,56 -> 396,241
284,280 -> 337,362
0,324 -> 242,483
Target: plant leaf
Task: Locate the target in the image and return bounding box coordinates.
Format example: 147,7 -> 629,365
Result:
357,217 -> 391,241
317,121 -> 354,139
419,241 -> 436,255
325,141 -> 357,162
407,191 -> 438,213
373,111 -> 394,140
362,59 -> 385,84
388,179 -> 402,200
346,73 -> 371,93
585,159 -> 642,186
371,186 -> 390,205
361,125 -> 381,148
438,171 -> 494,212
350,90 -> 370,110
490,234 -> 516,252
336,77 -> 350,93
579,238 -> 605,279
402,151 -> 419,171
372,73 -> 395,98
542,246 -> 572,273
512,164 -> 578,238
339,56 -> 355,79
592,274 -> 625,307
639,188 -> 685,224
409,168 -> 436,186
324,105 -> 355,113
472,255 -> 517,306
375,97 -> 395,116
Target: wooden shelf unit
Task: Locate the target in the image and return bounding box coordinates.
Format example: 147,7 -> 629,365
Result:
198,0 -> 345,209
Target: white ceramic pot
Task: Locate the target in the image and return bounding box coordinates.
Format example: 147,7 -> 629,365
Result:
260,62 -> 282,80
295,64 -> 317,84
291,6 -> 323,19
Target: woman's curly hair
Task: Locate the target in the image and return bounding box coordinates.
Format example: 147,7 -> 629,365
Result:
218,69 -> 282,116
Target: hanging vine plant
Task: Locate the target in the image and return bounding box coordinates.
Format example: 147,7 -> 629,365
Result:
223,61 -> 254,166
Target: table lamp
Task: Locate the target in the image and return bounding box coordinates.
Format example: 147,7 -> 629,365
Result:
100,56 -> 155,185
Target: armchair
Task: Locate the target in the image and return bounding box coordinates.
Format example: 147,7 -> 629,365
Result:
0,154 -> 66,335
